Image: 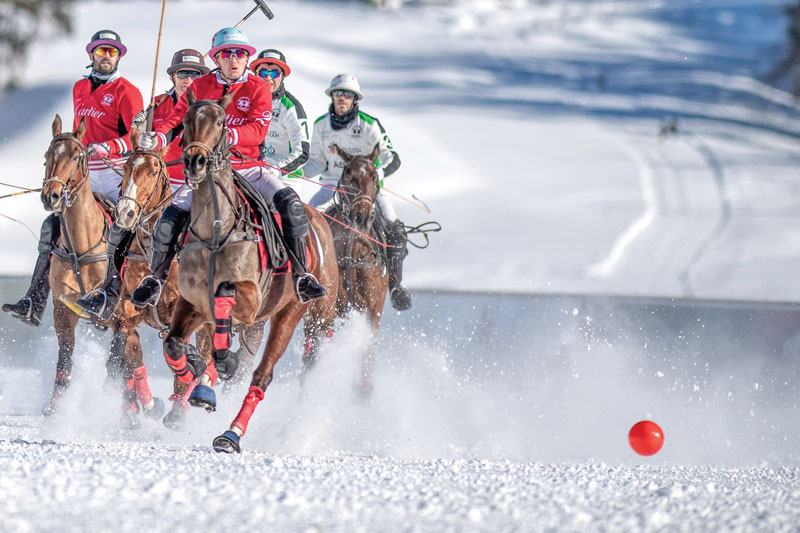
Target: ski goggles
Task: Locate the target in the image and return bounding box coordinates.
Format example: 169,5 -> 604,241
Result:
175,70 -> 204,80
256,68 -> 282,80
331,90 -> 356,99
216,48 -> 249,60
93,46 -> 120,57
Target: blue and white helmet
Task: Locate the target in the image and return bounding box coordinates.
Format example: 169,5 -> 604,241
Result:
325,74 -> 364,100
208,27 -> 256,58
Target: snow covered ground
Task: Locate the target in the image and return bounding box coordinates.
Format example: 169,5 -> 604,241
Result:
1,0 -> 800,530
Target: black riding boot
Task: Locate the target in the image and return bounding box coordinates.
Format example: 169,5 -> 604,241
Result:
76,223 -> 133,320
383,218 -> 412,311
2,214 -> 60,326
274,188 -> 327,304
130,205 -> 189,307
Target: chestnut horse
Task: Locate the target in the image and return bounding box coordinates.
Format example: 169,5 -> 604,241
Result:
110,131 -> 220,429
39,114 -> 162,417
323,144 -> 390,399
169,91 -> 338,453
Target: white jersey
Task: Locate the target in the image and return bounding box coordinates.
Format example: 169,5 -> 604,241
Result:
303,108 -> 400,186
259,88 -> 310,177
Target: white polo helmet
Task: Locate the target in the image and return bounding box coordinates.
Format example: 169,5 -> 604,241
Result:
324,73 -> 364,100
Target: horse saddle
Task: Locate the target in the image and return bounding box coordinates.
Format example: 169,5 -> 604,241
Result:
231,169 -> 288,273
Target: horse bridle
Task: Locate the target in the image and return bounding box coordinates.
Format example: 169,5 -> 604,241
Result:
335,165 -> 379,229
42,134 -> 89,209
117,149 -> 172,230
182,100 -> 230,188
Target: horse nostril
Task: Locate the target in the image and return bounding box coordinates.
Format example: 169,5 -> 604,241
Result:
126,209 -> 135,220
196,155 -> 207,169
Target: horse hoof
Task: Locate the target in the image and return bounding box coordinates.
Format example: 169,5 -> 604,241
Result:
188,385 -> 217,412
162,402 -> 188,431
121,408 -> 141,430
213,430 -> 241,454
143,397 -> 166,419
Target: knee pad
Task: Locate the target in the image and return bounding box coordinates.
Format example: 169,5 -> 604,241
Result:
273,188 -> 308,238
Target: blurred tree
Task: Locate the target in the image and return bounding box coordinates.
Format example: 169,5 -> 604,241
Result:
768,1 -> 800,98
0,0 -> 73,91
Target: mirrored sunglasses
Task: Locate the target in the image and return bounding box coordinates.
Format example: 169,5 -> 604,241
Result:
331,89 -> 356,99
257,68 -> 282,79
217,48 -> 249,60
94,46 -> 120,57
175,70 -> 203,79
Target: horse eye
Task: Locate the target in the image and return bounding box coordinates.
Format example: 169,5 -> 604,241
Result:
217,120 -> 224,126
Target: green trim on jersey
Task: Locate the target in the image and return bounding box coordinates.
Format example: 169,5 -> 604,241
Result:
357,110 -> 376,125
314,114 -> 327,125
279,94 -> 295,110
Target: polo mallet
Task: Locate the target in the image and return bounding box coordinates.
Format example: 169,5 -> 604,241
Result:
202,0 -> 275,59
234,0 -> 274,27
146,0 -> 169,130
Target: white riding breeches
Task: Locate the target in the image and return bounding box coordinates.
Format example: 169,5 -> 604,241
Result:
89,167 -> 123,205
169,166 -> 285,213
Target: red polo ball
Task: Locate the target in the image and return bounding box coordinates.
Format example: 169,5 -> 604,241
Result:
628,420 -> 664,456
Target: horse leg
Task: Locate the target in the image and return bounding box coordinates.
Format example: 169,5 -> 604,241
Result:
353,292 -> 386,403
230,320 -> 265,386
211,281 -> 239,380
301,295 -> 337,381
187,324 -> 219,412
213,304 -> 304,454
43,301 -> 79,416
126,329 -> 165,420
162,296 -> 208,425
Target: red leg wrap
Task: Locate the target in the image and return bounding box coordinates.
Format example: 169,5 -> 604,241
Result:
303,337 -> 313,358
232,386 -> 265,435
213,296 -> 235,350
132,365 -> 154,406
55,370 -> 71,386
164,351 -> 193,384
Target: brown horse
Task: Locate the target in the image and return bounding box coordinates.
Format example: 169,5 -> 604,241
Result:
168,90 -> 338,453
323,144 -> 390,398
37,114 -> 155,419
109,130 -> 219,429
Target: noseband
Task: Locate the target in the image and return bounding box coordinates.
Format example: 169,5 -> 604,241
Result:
182,100 -> 230,187
118,149 -> 171,227
42,134 -> 89,208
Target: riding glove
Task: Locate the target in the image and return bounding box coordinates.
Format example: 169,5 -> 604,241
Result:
87,142 -> 110,160
139,131 -> 161,150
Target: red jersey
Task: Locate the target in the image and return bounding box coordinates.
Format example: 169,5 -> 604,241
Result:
152,92 -> 185,185
73,74 -> 143,172
155,71 -> 271,170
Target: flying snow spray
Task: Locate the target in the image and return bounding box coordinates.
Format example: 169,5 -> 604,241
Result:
628,420 -> 664,456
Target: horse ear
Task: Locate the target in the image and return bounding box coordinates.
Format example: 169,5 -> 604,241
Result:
370,144 -> 380,165
52,114 -> 62,137
334,143 -> 352,162
218,92 -> 233,110
75,117 -> 87,142
186,87 -> 196,105
130,128 -> 140,150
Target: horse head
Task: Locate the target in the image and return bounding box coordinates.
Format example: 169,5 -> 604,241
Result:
334,143 -> 381,232
181,88 -> 233,188
115,129 -> 170,230
41,114 -> 88,212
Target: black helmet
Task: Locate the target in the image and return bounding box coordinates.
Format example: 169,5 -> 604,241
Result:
250,49 -> 291,76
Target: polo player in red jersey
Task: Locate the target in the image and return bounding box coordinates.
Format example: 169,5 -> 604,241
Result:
131,27 -> 327,308
3,29 -> 143,326
75,48 -> 211,319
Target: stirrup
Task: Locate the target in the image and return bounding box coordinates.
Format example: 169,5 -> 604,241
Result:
130,275 -> 163,308
76,289 -> 114,319
295,273 -> 327,304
